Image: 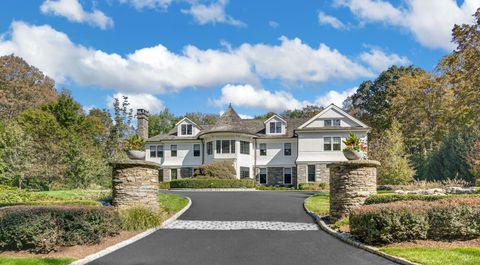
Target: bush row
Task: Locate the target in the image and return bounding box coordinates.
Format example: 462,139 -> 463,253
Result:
350,198 -> 480,245
169,178 -> 256,189
298,183 -> 328,191
0,206 -> 121,253
0,185 -> 59,204
364,194 -> 450,204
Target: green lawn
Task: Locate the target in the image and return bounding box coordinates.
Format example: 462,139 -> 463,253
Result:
158,193 -> 189,214
381,247 -> 480,265
304,193 -> 329,216
37,189 -> 110,201
0,257 -> 74,265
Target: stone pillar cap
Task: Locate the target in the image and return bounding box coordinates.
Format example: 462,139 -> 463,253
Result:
327,160 -> 381,168
109,160 -> 161,169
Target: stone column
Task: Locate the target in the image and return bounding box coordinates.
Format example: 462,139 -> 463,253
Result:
111,160 -> 161,212
327,160 -> 380,222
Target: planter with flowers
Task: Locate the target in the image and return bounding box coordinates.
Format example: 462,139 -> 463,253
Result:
342,132 -> 367,160
125,134 -> 146,160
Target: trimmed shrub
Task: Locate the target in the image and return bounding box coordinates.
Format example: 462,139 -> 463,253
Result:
365,194 -> 449,205
256,185 -> 295,190
0,206 -> 120,253
350,198 -> 480,245
0,200 -> 101,207
0,185 -> 60,204
170,178 -> 256,189
194,161 -> 236,179
158,182 -> 170,190
299,183 -> 328,191
119,206 -> 164,231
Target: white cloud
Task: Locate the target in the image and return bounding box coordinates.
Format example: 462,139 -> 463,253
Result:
106,93 -> 164,113
0,22 -> 378,94
360,48 -> 410,72
314,87 -> 357,107
181,0 -> 245,27
238,36 -> 373,83
213,84 -> 309,112
119,0 -> 172,10
336,0 -> 480,50
40,0 -> 113,29
318,12 -> 346,29
268,20 -> 279,29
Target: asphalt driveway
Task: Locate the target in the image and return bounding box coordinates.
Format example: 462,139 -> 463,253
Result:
89,191 -> 397,265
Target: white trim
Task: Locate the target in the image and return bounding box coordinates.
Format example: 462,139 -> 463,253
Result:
307,164 -> 316,183
283,142 -> 292,157
175,117 -> 199,127
263,114 -> 286,124
297,104 -> 369,129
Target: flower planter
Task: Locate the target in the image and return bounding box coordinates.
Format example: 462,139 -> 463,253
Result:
343,149 -> 364,160
126,150 -> 146,160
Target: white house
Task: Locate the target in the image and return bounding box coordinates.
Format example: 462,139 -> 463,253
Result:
141,104 -> 370,187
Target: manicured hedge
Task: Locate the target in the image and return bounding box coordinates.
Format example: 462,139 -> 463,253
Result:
350,198 -> 480,245
298,183 -> 328,191
364,194 -> 450,205
0,206 -> 121,253
169,178 -> 256,189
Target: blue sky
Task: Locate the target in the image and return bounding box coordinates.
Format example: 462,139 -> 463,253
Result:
0,0 -> 478,117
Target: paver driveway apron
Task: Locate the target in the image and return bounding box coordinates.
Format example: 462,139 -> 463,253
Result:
89,191 -> 398,265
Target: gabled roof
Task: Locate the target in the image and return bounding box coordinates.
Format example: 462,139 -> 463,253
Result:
175,117 -> 201,128
297,104 -> 369,130
263,114 -> 286,124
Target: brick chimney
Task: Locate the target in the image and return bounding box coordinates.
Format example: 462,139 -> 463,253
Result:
136,109 -> 149,139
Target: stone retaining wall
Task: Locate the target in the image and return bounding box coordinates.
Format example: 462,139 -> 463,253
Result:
328,160 -> 380,222
111,160 -> 161,211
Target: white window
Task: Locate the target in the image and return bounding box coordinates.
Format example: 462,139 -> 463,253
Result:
240,141 -> 250,155
259,168 -> 267,184
333,137 -> 341,151
324,137 -> 332,151
259,143 -> 267,156
284,168 -> 292,184
240,167 -> 250,179
207,141 -> 213,155
157,145 -> 164,158
269,121 -> 282,133
193,144 -> 200,157
216,140 -> 235,154
308,165 -> 315,182
181,124 -> 193,135
284,143 -> 291,156
333,119 -> 341,126
171,145 -> 177,157
324,120 -> 332,127
150,145 -> 157,158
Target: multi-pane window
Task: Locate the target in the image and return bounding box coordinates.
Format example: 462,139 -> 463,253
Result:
240,167 -> 250,179
207,141 -> 213,155
284,143 -> 291,156
333,119 -> 341,126
150,145 -> 157,158
159,169 -> 164,182
324,137 -> 332,151
333,137 -> 341,151
193,144 -> 200,157
181,167 -> 194,178
308,165 -> 315,182
171,145 -> 177,157
157,145 -> 164,158
259,143 -> 267,156
284,168 -> 292,184
240,141 -> 250,154
324,120 -> 332,127
181,124 -> 193,135
171,169 -> 177,180
269,121 -> 282,133
259,168 -> 267,184
216,140 -> 236,154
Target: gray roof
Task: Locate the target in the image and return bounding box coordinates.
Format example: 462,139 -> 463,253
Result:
146,106 -> 309,142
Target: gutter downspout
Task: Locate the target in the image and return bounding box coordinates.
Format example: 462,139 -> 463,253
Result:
293,130 -> 300,189
253,137 -> 257,181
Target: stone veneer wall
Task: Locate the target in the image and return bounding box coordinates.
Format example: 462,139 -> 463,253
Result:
297,163 -> 329,185
111,160 -> 161,212
328,160 -> 380,222
255,167 -> 297,186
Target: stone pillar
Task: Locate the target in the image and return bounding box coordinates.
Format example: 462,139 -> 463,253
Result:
136,109 -> 149,139
328,160 -> 380,222
111,160 -> 160,212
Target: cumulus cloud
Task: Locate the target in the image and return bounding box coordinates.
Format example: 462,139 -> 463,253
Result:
212,84 -> 308,112
40,0 -> 113,29
314,87 -> 357,107
106,92 -> 165,113
360,48 -> 410,72
318,12 -> 346,29
0,22 -> 381,94
238,36 -> 373,83
213,84 -> 358,112
119,0 -> 172,10
181,0 -> 245,27
336,0 -> 480,50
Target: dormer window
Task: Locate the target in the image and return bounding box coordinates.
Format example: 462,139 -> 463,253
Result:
324,119 -> 340,127
181,124 -> 193,135
269,121 -> 282,134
